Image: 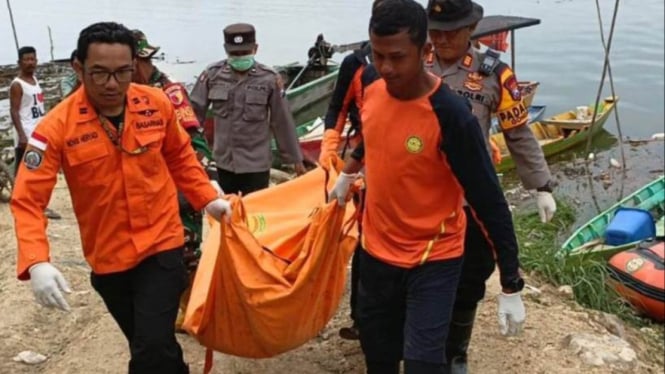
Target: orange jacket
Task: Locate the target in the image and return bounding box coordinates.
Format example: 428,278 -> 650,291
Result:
11,84 -> 219,280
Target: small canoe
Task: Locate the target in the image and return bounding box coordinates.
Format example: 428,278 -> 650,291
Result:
491,96 -> 618,172
297,119 -> 361,162
490,104 -> 546,134
276,63 -> 339,124
269,118 -> 324,167
540,97 -> 616,130
558,175 -> 665,260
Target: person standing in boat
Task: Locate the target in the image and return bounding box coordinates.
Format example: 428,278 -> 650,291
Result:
190,23 -> 306,195
425,0 -> 556,372
9,46 -> 61,220
131,29 -> 221,333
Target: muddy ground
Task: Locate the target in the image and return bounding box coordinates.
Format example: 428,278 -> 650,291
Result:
1,142 -> 664,374
0,62 -> 664,373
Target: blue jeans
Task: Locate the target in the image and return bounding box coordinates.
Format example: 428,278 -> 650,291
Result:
357,249 -> 463,373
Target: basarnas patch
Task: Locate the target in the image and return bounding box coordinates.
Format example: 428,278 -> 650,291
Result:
24,149 -> 44,170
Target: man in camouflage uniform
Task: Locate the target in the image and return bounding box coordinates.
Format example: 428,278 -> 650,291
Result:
132,30 -> 220,331
425,1 -> 557,373
190,23 -> 306,196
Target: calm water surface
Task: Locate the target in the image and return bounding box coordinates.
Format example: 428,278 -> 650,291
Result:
1,0 -> 662,136
1,1 -> 663,223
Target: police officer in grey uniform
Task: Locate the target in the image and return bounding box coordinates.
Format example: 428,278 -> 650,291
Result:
425,1 -> 557,373
190,23 -> 306,195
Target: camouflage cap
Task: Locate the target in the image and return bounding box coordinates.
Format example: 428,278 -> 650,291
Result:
132,29 -> 160,58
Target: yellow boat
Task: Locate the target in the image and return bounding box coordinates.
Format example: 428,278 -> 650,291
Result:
539,96 -> 618,130
491,96 -> 619,172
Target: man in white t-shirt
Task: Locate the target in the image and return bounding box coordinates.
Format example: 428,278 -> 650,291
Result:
10,46 -> 61,219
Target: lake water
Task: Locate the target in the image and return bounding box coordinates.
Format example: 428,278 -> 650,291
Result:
1,0 -> 663,137
0,0 -> 663,229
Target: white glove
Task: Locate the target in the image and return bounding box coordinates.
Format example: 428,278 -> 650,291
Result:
328,172 -> 357,206
497,292 -> 526,336
29,262 -> 72,311
210,180 -> 224,196
536,191 -> 556,223
205,198 -> 232,222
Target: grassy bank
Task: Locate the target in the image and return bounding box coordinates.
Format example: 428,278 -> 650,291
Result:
514,199 -> 652,326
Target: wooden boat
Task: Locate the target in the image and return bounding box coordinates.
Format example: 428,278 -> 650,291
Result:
519,81 -> 539,108
269,118 -> 325,167
491,96 -> 618,172
276,62 -> 339,124
491,104 -> 546,134
558,175 -> 665,260
540,98 -> 618,130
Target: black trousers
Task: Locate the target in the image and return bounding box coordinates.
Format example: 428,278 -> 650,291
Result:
216,168 -> 270,196
14,146 -> 25,176
453,207 -> 497,310
90,248 -> 189,374
348,189 -> 366,323
357,249 -> 462,373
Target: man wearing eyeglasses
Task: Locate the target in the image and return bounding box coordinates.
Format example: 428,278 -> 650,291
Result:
10,21 -> 231,373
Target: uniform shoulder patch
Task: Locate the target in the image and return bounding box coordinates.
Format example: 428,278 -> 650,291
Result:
164,84 -> 186,106
503,74 -> 522,101
23,149 -> 44,170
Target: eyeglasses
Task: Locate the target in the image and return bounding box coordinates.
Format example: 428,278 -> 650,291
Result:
86,68 -> 134,85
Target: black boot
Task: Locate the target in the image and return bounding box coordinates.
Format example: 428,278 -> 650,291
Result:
444,307 -> 477,374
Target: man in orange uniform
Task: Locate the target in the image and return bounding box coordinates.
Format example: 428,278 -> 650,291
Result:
329,1 -> 522,373
318,41 -> 372,341
11,22 -> 231,374
318,42 -> 371,166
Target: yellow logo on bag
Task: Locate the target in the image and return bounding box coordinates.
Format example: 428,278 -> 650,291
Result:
405,136 -> 424,154
247,214 -> 267,234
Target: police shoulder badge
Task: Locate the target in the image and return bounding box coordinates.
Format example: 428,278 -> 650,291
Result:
405,135 -> 424,154
503,75 -> 522,101
24,149 -> 44,170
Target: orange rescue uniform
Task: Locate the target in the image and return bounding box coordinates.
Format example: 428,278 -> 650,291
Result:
360,79 -> 466,267
11,84 -> 219,280
351,71 -> 518,276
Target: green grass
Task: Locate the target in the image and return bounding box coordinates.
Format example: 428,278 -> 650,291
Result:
514,199 -> 652,326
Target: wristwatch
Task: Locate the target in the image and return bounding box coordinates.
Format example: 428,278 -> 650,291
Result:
502,276 -> 525,293
536,180 -> 555,193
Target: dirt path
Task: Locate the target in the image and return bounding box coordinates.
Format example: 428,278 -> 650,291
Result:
1,173 -> 663,374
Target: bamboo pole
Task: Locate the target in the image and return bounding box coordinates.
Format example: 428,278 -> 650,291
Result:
6,0 -> 20,52
48,26 -> 54,61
